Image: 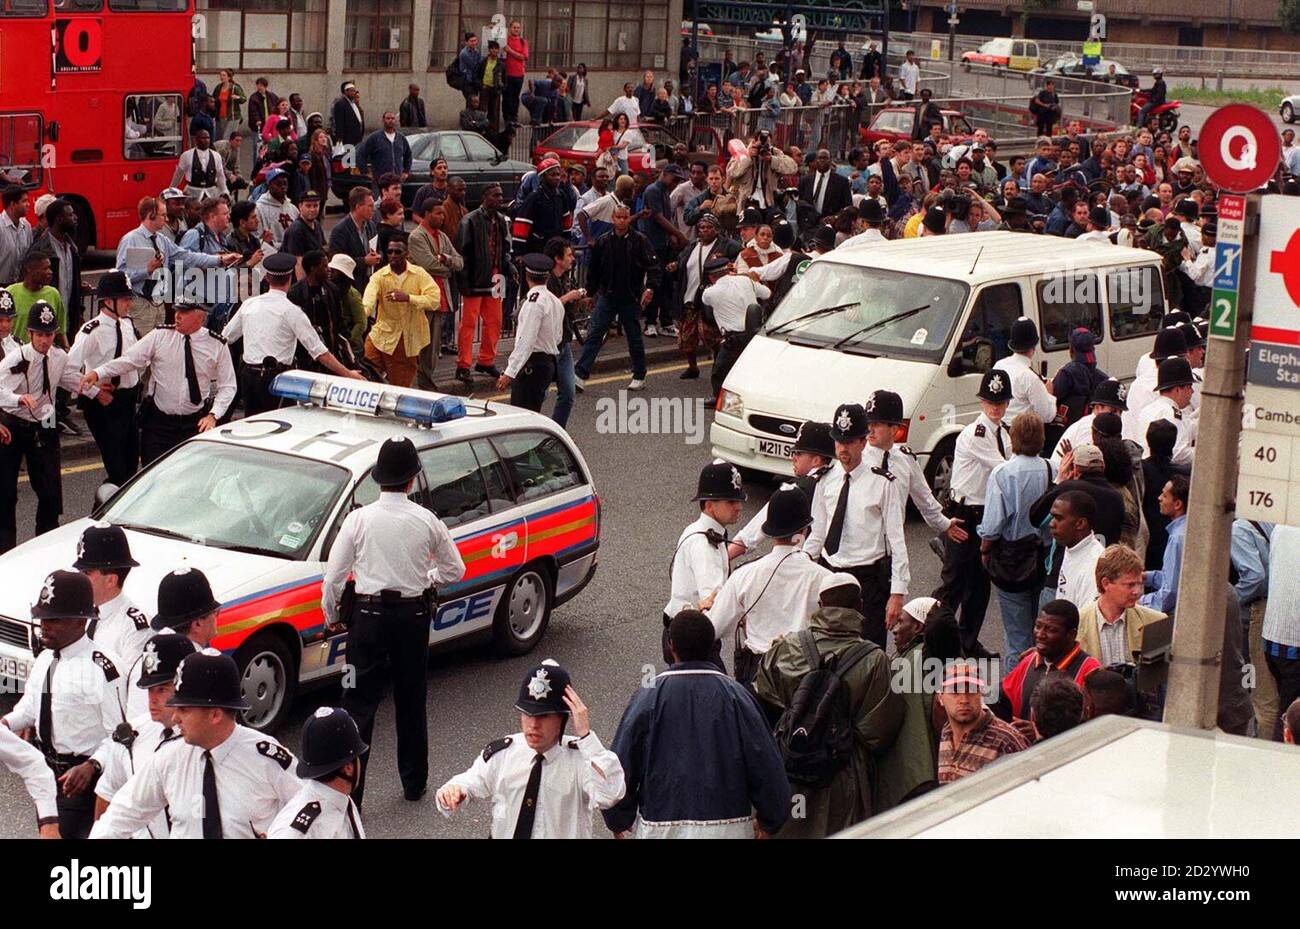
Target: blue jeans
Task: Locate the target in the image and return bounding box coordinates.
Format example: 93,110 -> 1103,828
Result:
995,586 -> 1039,665
575,295 -> 646,380
551,342 -> 575,428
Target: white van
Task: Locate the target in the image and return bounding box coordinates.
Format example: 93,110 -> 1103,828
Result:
710,232 -> 1167,499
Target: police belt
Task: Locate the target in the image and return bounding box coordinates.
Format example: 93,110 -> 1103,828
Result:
143,396 -> 210,424
355,590 -> 430,607
951,499 -> 986,521
42,750 -> 92,776
0,411 -> 49,433
242,359 -> 290,375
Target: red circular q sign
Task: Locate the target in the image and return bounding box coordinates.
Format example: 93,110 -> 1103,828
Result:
1198,104 -> 1282,193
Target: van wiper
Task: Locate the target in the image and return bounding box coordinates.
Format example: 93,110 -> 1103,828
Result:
828,304 -> 931,351
765,302 -> 859,336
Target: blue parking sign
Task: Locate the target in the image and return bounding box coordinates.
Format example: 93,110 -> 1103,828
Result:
1213,242 -> 1241,292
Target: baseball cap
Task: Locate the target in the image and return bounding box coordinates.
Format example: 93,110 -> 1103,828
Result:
34,194 -> 58,218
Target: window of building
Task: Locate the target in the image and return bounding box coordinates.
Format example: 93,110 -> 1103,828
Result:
345,0 -> 412,71
0,114 -> 44,188
124,94 -> 184,160
196,0 -> 328,71
1036,273 -> 1104,351
429,0 -> 670,71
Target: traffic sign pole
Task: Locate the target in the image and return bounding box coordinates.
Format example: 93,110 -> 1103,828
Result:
1163,195 -> 1260,730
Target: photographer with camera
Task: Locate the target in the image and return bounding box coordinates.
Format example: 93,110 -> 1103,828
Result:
726,131 -> 797,218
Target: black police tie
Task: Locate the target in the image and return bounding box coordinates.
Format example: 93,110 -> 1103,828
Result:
40,354 -> 50,398
512,753 -> 544,839
346,799 -> 362,839
994,424 -> 1007,459
183,334 -> 202,405
111,320 -> 123,387
202,750 -> 223,839
824,473 -> 851,556
37,650 -> 59,752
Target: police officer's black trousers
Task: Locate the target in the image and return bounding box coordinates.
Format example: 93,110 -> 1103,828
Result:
710,332 -> 751,402
0,417 -> 61,554
139,403 -> 202,467
239,363 -> 285,416
817,557 -> 890,648
79,387 -> 139,487
343,599 -> 431,805
510,351 -> 556,413
935,507 -> 992,653
54,764 -> 98,839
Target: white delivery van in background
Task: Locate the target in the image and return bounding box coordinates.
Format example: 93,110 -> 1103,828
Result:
710,232 -> 1167,500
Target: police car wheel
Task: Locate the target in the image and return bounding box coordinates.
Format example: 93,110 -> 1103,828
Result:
236,633 -> 298,732
924,435 -> 957,507
492,565 -> 553,656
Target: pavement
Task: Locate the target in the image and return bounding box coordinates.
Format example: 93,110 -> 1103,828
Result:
0,356 -> 1007,839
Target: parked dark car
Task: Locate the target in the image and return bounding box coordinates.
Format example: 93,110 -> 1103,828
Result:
330,129 -> 533,208
1030,55 -> 1140,90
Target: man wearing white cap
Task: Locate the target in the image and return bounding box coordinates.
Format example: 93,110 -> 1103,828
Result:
876,596 -> 942,809
754,572 -> 902,837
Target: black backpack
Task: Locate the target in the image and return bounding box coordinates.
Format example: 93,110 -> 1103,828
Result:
773,631 -> 876,788
445,59 -> 465,91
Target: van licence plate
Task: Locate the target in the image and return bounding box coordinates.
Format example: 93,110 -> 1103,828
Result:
0,654 -> 31,682
757,438 -> 794,459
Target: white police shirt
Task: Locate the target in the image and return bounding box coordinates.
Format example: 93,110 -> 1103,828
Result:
665,512 -> 731,617
1050,411 -> 1141,467
88,592 -> 152,667
0,344 -> 83,424
803,448 -> 911,594
96,325 -> 237,418
66,312 -> 140,395
440,731 -> 625,839
992,352 -> 1056,423
0,334 -> 20,363
89,724 -> 303,839
93,715 -> 181,839
708,544 -> 830,653
268,778 -> 365,839
733,466 -> 833,552
505,284 -> 565,379
885,444 -> 951,534
1,634 -> 127,757
702,275 -> 770,334
222,288 -> 328,366
949,412 -> 1010,507
321,491 -> 465,623
1122,367 -> 1160,438
0,723 -> 58,825
1136,395 -> 1196,467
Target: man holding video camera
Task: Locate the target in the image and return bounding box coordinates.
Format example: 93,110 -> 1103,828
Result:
725,131 -> 797,220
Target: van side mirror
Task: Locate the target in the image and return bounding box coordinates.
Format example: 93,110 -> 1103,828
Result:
92,483 -> 120,515
744,302 -> 764,334
947,354 -> 971,378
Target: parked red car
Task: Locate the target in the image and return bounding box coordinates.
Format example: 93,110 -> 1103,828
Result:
859,106 -> 975,148
532,120 -> 726,175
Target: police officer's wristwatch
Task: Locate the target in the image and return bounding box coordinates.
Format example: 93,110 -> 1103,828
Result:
88,758 -> 103,776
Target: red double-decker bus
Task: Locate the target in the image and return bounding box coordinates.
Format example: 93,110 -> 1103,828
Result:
0,0 -> 195,251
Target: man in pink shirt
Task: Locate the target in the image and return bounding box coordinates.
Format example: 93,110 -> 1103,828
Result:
504,19 -> 530,125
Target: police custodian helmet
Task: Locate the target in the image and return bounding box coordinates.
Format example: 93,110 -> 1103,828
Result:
297,707 -> 368,779
515,659 -> 572,717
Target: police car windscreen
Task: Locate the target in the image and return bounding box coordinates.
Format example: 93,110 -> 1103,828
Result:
764,263 -> 968,362
99,443 -> 350,559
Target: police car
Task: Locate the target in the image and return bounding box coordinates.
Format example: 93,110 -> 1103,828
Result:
0,372 -> 601,732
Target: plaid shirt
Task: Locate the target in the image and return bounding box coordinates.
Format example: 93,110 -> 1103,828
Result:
938,708 -> 1029,784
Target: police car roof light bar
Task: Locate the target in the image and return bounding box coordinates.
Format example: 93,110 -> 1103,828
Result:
269,371 -> 466,427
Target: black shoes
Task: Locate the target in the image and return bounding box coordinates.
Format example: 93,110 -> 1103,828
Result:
679,367 -> 700,380
474,363 -> 502,378
455,367 -> 473,385
403,784 -> 427,802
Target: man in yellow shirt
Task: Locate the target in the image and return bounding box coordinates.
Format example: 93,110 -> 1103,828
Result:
362,235 -> 439,388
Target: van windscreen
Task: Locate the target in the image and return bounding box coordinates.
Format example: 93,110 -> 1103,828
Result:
764,262 -> 969,362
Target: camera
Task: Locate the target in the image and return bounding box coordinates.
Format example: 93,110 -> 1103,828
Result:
757,129 -> 772,159
947,192 -> 973,221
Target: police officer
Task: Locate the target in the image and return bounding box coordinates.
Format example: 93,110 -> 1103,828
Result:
866,389 -> 967,548
730,420 -> 835,558
90,648 -> 303,839
321,437 -> 465,804
665,460 -> 746,669
0,290 -> 18,362
221,252 -> 365,415
497,253 -> 564,412
79,301 -> 237,466
75,522 -> 151,664
709,487 -> 830,684
435,660 -> 625,839
938,369 -> 1012,653
0,723 -> 60,837
0,301 -> 84,553
123,566 -> 223,719
1,571 -> 127,838
268,707 -> 367,839
1050,377 -> 1133,466
92,632 -> 196,838
1136,356 -> 1197,467
803,402 -> 910,647
66,271 -> 141,486
703,256 -> 769,403
992,316 -> 1056,424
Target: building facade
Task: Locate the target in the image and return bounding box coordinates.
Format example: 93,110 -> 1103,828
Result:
195,0 -> 685,126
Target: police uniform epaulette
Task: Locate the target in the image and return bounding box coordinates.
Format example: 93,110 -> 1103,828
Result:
208,330 -> 227,344
156,324 -> 176,330
92,651 -> 120,681
482,736 -> 512,762
898,444 -> 917,458
126,607 -> 149,630
974,423 -> 986,438
290,801 -> 322,834
81,319 -> 100,335
256,740 -> 294,770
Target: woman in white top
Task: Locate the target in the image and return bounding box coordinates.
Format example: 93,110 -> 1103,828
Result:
734,225 -> 783,274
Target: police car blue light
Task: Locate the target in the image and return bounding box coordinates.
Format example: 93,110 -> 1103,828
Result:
269,371 -> 466,427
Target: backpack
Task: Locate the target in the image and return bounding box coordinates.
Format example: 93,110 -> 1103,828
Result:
445,58 -> 465,91
773,630 -> 876,788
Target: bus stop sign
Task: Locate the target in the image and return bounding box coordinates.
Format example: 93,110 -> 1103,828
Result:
1199,105 -> 1282,193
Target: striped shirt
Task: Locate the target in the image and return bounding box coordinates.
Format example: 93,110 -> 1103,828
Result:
938,708 -> 1029,784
